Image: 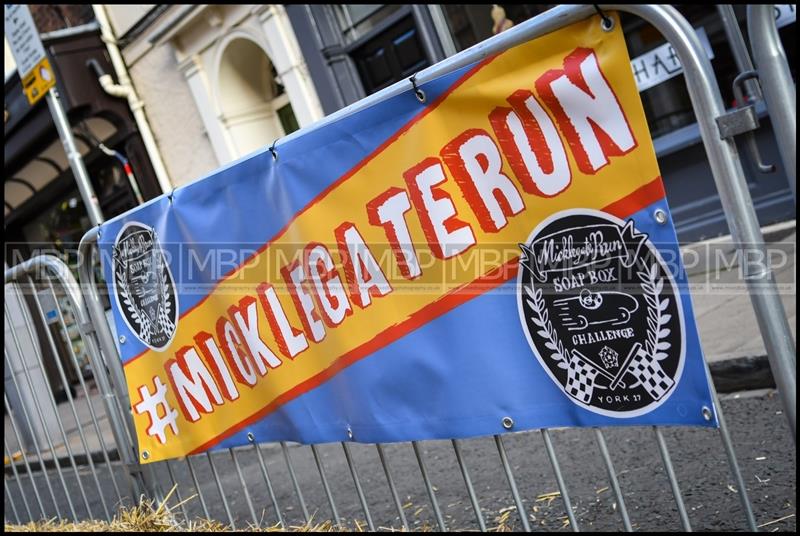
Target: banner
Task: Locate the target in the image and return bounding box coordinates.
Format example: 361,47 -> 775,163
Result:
99,12 -> 717,463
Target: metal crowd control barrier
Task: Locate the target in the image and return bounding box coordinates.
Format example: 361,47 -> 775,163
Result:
4,256 -> 145,523
5,3 -> 794,532
748,4 -> 796,200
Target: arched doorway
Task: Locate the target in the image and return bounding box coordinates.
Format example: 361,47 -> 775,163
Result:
216,37 -> 299,158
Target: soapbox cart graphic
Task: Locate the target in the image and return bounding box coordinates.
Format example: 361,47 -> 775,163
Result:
112,222 -> 178,351
517,209 -> 685,417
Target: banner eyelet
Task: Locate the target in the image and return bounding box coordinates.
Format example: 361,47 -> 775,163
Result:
409,74 -> 426,103
594,5 -> 615,32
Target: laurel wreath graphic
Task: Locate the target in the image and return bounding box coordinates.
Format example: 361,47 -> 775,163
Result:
637,259 -> 672,362
159,264 -> 175,336
524,282 -> 570,370
115,262 -> 153,345
114,253 -> 175,345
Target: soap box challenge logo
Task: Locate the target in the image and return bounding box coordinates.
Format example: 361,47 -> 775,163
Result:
518,209 -> 684,417
112,223 -> 178,351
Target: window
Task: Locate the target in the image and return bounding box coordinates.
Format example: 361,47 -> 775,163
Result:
333,5 -> 403,44
441,5 -> 549,52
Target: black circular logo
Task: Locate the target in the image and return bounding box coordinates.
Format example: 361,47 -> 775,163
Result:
517,209 -> 684,416
112,223 -> 178,351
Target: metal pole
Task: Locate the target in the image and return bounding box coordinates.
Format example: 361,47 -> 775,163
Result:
451,439 -> 487,532
45,88 -> 104,226
230,448 -> 259,527
602,3 -> 797,442
252,443 -> 284,528
5,440 -> 33,522
341,442 -> 375,531
716,5 -> 761,101
4,478 -> 22,525
375,444 -> 410,531
4,393 -> 49,520
653,427 -> 692,531
748,4 -> 796,200
206,451 -> 235,528
593,429 -> 633,531
411,441 -> 447,531
185,456 -> 211,520
280,442 -> 310,524
310,444 -> 342,527
702,362 -> 758,530
494,435 -> 531,532
164,460 -> 189,522
541,430 -> 579,531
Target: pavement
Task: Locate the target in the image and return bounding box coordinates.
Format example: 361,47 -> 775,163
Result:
4,221 -> 796,530
681,220 -> 796,391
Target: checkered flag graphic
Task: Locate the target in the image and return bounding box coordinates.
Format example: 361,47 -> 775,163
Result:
566,350 -> 600,404
628,346 -> 674,401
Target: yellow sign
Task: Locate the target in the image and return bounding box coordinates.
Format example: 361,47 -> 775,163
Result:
22,57 -> 56,105
4,4 -> 57,105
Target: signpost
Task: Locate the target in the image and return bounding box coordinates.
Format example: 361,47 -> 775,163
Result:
4,3 -> 104,225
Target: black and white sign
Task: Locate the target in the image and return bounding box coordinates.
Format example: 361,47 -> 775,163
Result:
112,223 -> 178,351
517,210 -> 685,417
4,4 -> 47,77
630,27 -> 714,93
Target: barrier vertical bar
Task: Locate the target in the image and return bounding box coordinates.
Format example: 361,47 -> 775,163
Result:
541,430 -> 579,531
4,479 -> 21,525
206,451 -> 235,528
5,441 -> 33,522
748,4 -> 796,200
164,460 -> 189,521
653,427 -> 692,531
310,444 -> 342,527
4,394 -> 48,519
375,444 -> 410,531
701,360 -> 758,531
411,441 -> 447,531
280,442 -> 310,523
185,456 -> 211,520
593,429 -> 633,531
252,443 -> 284,528
230,448 -> 259,527
451,439 -> 487,532
494,435 -> 531,532
341,442 -> 376,531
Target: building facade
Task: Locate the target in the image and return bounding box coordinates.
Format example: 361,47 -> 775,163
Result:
105,4 -> 324,185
